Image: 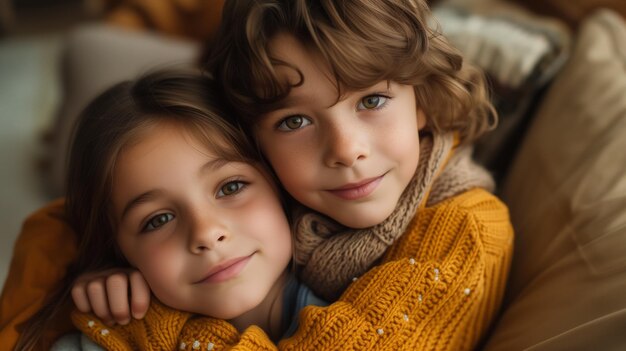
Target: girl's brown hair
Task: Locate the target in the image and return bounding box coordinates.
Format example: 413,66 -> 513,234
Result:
16,69 -> 260,350
207,0 -> 497,144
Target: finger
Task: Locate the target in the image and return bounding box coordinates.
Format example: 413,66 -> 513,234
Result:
71,281 -> 92,313
129,270 -> 150,319
86,278 -> 114,325
106,273 -> 131,325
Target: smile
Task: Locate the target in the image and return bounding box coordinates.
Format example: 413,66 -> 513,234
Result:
327,174 -> 385,200
195,254 -> 254,284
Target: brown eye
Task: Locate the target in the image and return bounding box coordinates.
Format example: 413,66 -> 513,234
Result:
143,213 -> 174,232
277,115 -> 312,131
218,181 -> 245,197
286,116 -> 303,129
358,95 -> 388,110
362,96 -> 380,109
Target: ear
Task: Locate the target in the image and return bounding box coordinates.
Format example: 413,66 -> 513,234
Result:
416,108 -> 427,130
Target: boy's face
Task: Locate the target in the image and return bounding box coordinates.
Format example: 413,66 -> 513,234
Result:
256,33 -> 426,228
112,122 -> 292,321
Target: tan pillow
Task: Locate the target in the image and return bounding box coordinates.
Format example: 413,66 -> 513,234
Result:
45,24 -> 199,196
484,9 -> 626,350
511,0 -> 626,29
433,1 -> 571,181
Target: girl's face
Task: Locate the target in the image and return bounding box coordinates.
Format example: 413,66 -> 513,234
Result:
111,122 -> 292,320
256,33 -> 426,228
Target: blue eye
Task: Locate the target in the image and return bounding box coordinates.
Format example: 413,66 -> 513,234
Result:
143,213 -> 175,232
277,115 -> 312,131
217,181 -> 246,197
357,95 -> 388,110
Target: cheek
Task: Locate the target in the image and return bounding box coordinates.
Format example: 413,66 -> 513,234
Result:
141,256 -> 185,304
397,136 -> 420,179
262,143 -> 312,192
394,131 -> 420,161
379,117 -> 421,181
242,198 -> 292,254
123,240 -> 183,287
379,118 -> 419,159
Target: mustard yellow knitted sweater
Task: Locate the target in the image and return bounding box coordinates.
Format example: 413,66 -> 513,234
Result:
72,188 -> 513,350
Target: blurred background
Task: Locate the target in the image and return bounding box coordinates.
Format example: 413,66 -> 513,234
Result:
0,0 -> 94,289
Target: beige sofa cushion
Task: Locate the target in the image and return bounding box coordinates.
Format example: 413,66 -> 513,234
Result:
46,23 -> 199,196
511,0 -> 626,29
484,9 -> 626,350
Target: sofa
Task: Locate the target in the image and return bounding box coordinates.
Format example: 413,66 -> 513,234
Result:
486,8 -> 626,350
4,0 -> 626,349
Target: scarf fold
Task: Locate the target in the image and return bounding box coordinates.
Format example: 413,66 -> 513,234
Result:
294,132 -> 494,300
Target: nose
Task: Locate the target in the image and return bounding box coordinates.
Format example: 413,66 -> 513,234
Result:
188,210 -> 228,254
323,120 -> 369,168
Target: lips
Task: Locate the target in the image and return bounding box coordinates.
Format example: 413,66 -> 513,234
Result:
327,175 -> 384,200
195,254 -> 254,284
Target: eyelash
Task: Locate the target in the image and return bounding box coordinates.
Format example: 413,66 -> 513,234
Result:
216,179 -> 248,198
274,93 -> 391,132
275,115 -> 312,132
357,94 -> 391,111
139,180 -> 248,233
141,212 -> 175,233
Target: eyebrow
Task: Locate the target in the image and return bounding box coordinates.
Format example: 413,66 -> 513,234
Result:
275,92 -> 310,110
199,157 -> 230,174
277,82 -> 393,111
120,189 -> 164,222
119,158 -> 230,221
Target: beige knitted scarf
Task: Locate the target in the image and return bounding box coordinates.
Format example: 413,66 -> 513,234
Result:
293,132 -> 494,301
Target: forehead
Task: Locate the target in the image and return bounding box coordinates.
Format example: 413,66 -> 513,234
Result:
132,119 -> 247,161
268,33 -> 311,64
267,33 -> 348,109
118,124 -> 212,169
113,123 -> 259,197
268,33 -> 334,84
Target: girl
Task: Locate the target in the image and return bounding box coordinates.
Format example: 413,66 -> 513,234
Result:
81,0 -> 514,349
17,70 -> 326,350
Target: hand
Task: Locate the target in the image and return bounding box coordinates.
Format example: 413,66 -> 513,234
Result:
71,268 -> 150,326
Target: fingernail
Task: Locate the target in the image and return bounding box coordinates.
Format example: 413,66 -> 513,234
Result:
133,311 -> 146,319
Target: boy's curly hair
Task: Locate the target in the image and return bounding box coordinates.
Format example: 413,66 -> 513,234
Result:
207,0 -> 497,144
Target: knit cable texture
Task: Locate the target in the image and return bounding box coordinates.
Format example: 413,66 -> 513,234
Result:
71,189 -> 513,350
294,132 -> 495,300
72,302 -> 277,350
282,189 -> 513,350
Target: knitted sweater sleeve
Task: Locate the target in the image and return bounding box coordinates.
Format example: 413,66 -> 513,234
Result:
277,188 -> 513,350
165,188 -> 512,350
73,188 -> 511,350
72,301 -> 280,350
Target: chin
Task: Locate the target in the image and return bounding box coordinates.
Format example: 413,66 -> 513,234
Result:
224,289 -> 270,318
209,300 -> 257,320
211,307 -> 249,320
334,208 -> 394,229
